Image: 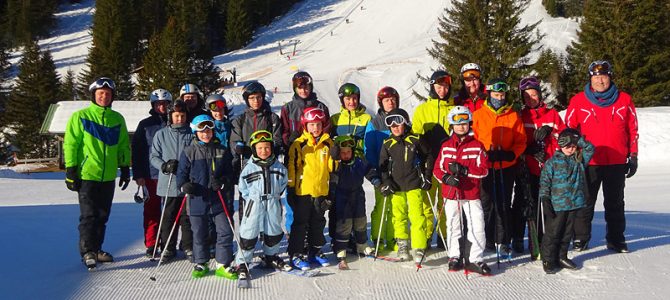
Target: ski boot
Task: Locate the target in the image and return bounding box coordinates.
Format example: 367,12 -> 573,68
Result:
465,261 -> 491,276
160,249 -> 176,263
497,244 -> 512,263
82,251 -> 97,270
291,254 -> 311,271
413,248 -> 426,264
396,239 -> 410,261
215,263 -> 239,280
606,241 -> 629,253
572,240 -> 588,252
559,257 -> 578,270
237,264 -> 251,288
146,246 -> 157,259
96,250 -> 114,263
336,250 -> 349,270
192,263 -> 209,278
356,243 -> 374,257
542,260 -> 559,274
308,249 -> 330,267
185,249 -> 194,263
262,255 -> 293,272
448,257 -> 464,272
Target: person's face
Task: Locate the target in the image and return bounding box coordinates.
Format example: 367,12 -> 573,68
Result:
464,77 -> 481,95
182,94 -> 198,109
296,85 -> 312,99
561,144 -> 577,156
196,128 -> 213,143
523,89 -> 541,108
340,147 -> 353,161
433,83 -> 450,99
94,88 -> 113,107
452,123 -> 469,136
390,123 -> 405,136
154,100 -> 170,114
343,95 -> 359,111
381,97 -> 397,112
211,110 -> 224,121
590,74 -> 611,93
306,122 -> 323,137
248,93 -> 263,110
171,111 -> 187,125
490,91 -> 506,100
255,141 -> 272,160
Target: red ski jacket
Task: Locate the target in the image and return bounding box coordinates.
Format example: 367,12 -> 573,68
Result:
520,104 -> 565,176
433,134 -> 488,201
564,91 -> 638,166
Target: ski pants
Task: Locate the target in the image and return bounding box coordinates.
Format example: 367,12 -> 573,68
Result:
422,177 -> 440,245
370,187 -> 395,250
235,195 -> 285,265
445,199 -> 485,263
391,189 -> 427,250
511,172 -> 543,248
160,196 -> 193,252
78,180 -> 115,256
333,188 -> 368,253
287,195 -> 326,256
143,179 -> 162,248
541,209 -> 576,263
574,164 -> 627,245
190,211 -> 233,265
480,166 -> 515,246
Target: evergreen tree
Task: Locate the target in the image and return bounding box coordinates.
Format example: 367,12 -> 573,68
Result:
60,69 -> 79,101
6,41 -> 61,158
2,0 -> 59,47
532,49 -> 568,108
167,0 -> 223,58
226,0 -> 252,50
0,41 -> 11,126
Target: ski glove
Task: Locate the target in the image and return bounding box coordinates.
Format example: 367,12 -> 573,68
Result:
211,177 -> 227,191
626,155 -> 638,178
533,151 -> 546,164
314,196 -> 332,215
448,162 -> 468,176
181,182 -> 202,196
488,150 -> 515,162
370,177 -> 382,188
234,142 -> 249,156
65,167 -> 81,192
161,159 -> 179,175
380,182 -> 398,196
533,125 -> 553,142
442,174 -> 460,187
329,144 -> 340,159
541,197 -> 556,219
420,177 -> 432,191
119,167 -> 130,190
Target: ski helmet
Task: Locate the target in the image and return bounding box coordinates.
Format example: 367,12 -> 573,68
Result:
249,130 -> 275,161
242,81 -> 266,105
518,76 -> 541,92
190,114 -> 215,134
588,60 -> 613,77
334,135 -> 356,149
179,83 -> 202,99
167,100 -> 187,125
485,78 -> 510,93
300,106 -> 326,128
428,70 -> 452,100
206,93 -> 228,114
460,63 -> 482,79
384,108 -> 411,128
447,106 -> 472,125
338,83 -> 361,106
150,88 -> 173,103
89,77 -> 116,100
292,71 -> 314,92
376,86 -> 399,109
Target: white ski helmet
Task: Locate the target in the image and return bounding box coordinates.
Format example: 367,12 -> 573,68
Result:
149,88 -> 173,103
460,63 -> 481,74
447,105 -> 472,125
179,83 -> 202,99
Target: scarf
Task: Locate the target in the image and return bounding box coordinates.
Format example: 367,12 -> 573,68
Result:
584,83 -> 619,108
488,96 -> 506,111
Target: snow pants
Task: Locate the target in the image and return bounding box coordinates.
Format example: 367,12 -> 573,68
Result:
333,188 -> 368,253
480,166 -> 515,246
574,164 -> 627,245
160,196 -> 193,252
78,180 -> 115,256
445,199 -> 485,263
391,189 -> 427,250
287,195 -> 326,256
423,176 -> 441,244
370,187 -> 395,250
541,209 -> 576,264
190,211 -> 233,266
143,179 -> 162,248
511,172 -> 543,249
235,195 -> 285,265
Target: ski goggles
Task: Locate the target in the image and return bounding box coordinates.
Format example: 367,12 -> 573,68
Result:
88,78 -> 116,92
292,75 -> 312,88
191,120 -> 215,132
303,108 -> 326,121
250,130 -> 273,144
462,70 -> 481,80
588,60 -> 612,76
384,114 -> 408,127
208,101 -> 226,111
519,77 -> 541,91
337,137 -> 356,148
451,113 -> 471,123
486,82 -> 509,92
430,75 -> 452,86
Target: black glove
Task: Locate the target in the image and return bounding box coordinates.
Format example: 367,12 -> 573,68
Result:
329,144 -> 340,159
161,159 -> 179,175
448,162 -> 468,176
533,151 -> 546,164
65,167 -> 81,192
314,196 -> 332,214
542,197 -> 556,219
626,155 -> 638,178
442,174 -> 460,187
181,182 -> 201,196
119,167 -> 130,190
234,142 -> 248,155
533,125 -> 553,142
420,177 -> 432,191
211,177 -> 227,190
380,182 -> 397,196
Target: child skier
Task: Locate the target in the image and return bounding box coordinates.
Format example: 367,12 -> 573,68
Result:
539,128 -> 594,274
433,106 -> 491,275
331,135 -> 380,269
287,107 -> 337,270
235,130 -> 292,281
379,108 -> 432,262
177,115 -> 237,279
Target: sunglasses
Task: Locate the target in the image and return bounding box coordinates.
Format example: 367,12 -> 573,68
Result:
588,60 -> 612,76
462,70 -> 481,80
451,113 -> 471,123
192,120 -> 215,132
430,75 -> 452,86
293,75 -> 312,88
88,78 -> 116,92
384,114 -> 407,127
486,82 -> 509,92
208,101 -> 226,111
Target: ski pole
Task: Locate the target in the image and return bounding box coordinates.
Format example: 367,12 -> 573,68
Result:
489,154 -> 501,269
151,174 -> 173,261
423,178 -> 448,254
374,195 -> 389,261
150,194 -> 187,281
417,185 -> 451,271
217,190 -> 251,279
497,154 -> 512,263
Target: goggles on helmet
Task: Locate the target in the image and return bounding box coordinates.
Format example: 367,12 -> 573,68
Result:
303,108 -> 325,122
430,75 -> 452,86
486,82 -> 509,92
89,78 -> 116,93
191,120 -> 215,132
588,60 -> 612,76
337,137 -> 356,148
519,77 -> 541,91
250,130 -> 273,145
208,101 -> 226,111
462,70 -> 481,80
451,113 -> 471,123
384,114 -> 408,127
293,75 -> 312,88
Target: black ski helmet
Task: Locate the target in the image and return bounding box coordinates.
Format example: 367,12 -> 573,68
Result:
292,71 -> 314,93
242,81 -> 266,106
167,100 -> 188,125
428,70 -> 452,100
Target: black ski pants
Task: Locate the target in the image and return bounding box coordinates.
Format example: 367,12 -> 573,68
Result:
541,209 -> 576,263
511,172 -> 543,246
78,180 -> 115,256
161,196 -> 193,252
287,195 -> 326,256
480,166 -> 515,246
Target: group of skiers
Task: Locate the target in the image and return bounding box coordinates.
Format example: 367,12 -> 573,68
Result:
63,59 -> 638,283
